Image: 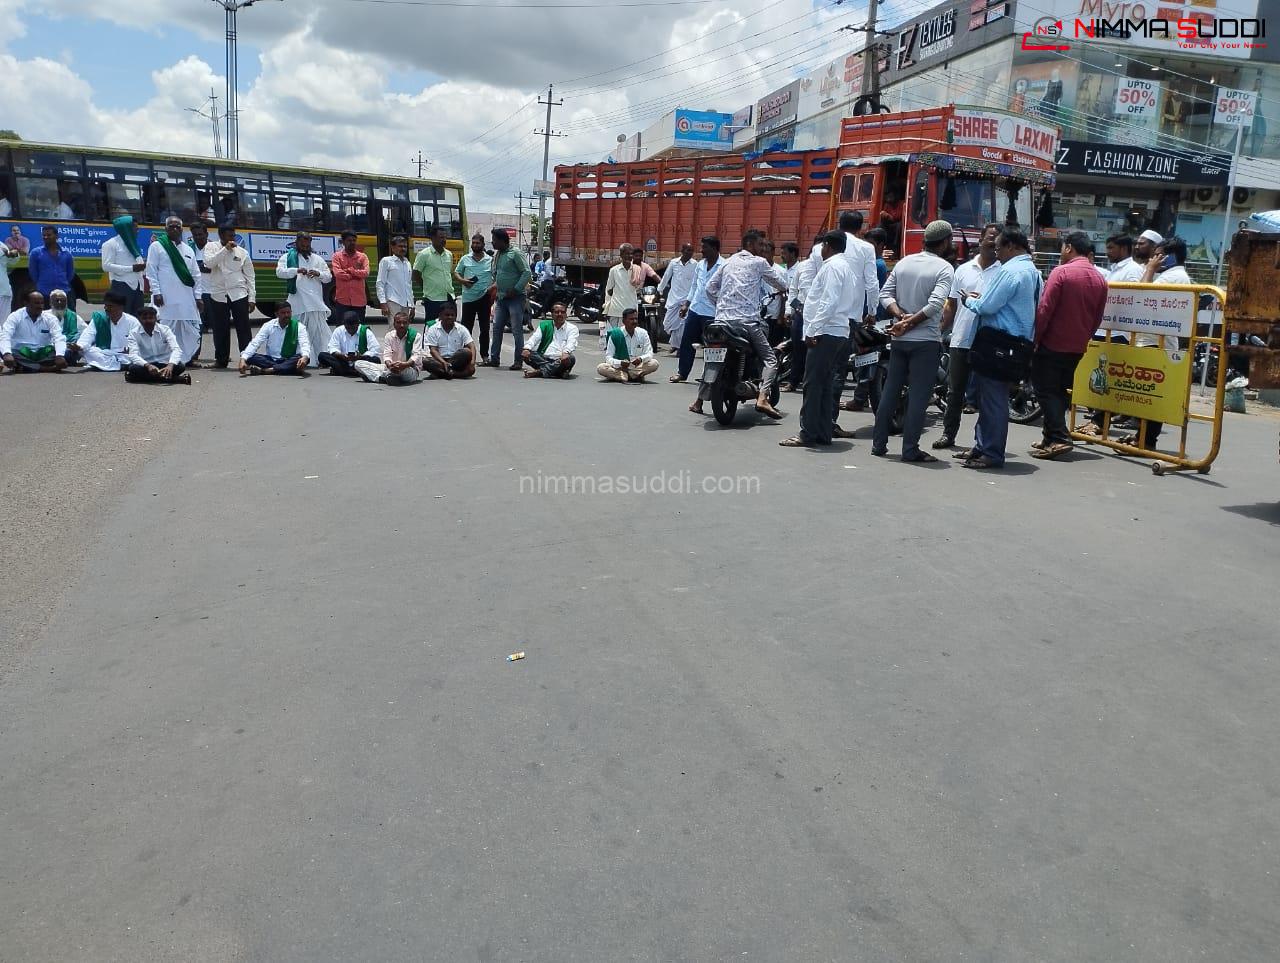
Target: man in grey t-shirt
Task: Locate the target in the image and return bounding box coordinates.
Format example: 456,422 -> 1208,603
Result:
872,220 -> 955,463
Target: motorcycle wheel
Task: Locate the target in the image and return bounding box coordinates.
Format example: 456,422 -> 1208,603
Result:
710,377 -> 739,426
890,391 -> 907,435
1008,379 -> 1043,425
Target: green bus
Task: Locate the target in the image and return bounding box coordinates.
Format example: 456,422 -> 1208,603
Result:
0,139 -> 467,314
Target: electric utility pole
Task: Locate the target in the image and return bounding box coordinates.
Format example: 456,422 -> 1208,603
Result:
411,150 -> 430,177
515,191 -> 526,250
533,84 -> 565,254
186,88 -> 224,158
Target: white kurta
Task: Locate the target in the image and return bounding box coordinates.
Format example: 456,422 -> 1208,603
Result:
277,251 -> 332,367
145,239 -> 206,363
77,313 -> 140,370
660,257 -> 698,347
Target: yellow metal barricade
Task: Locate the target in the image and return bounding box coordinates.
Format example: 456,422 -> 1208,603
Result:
1069,282 -> 1227,476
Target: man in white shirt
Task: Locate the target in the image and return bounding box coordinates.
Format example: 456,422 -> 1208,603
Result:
376,235 -> 414,322
597,308 -> 658,383
421,301 -> 476,379
145,216 -> 206,365
356,310 -> 424,385
1,290 -> 67,372
0,236 -> 20,320
693,229 -> 788,419
319,311 -> 381,377
77,290 -> 139,371
239,302 -> 312,376
783,233 -> 823,391
100,215 -> 146,316
935,222 -> 1001,449
522,301 -> 578,379
276,232 -> 332,368
824,210 -> 881,420
658,243 -> 697,355
204,224 -> 257,368
601,243 -> 641,352
780,232 -> 856,448
124,305 -> 190,384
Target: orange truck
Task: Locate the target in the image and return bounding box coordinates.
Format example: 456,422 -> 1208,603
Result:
552,104 -> 1060,282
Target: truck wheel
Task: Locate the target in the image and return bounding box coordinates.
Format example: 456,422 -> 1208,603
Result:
710,378 -> 738,425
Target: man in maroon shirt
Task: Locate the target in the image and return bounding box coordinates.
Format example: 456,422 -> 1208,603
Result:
1031,231 -> 1108,459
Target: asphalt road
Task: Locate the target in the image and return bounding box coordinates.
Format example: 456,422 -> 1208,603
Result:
2,338 -> 1278,963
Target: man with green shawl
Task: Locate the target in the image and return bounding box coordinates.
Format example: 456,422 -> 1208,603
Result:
145,216 -> 206,366
100,214 -> 146,315
1,290 -> 67,373
596,307 -> 659,383
355,310 -> 424,385
521,301 -> 578,379
238,302 -> 311,376
75,290 -> 139,371
48,289 -> 84,365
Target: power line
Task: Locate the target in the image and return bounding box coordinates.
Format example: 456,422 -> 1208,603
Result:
340,0 -> 717,7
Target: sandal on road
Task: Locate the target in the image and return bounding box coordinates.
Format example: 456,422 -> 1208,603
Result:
962,455 -> 1002,469
952,448 -> 976,460
778,435 -> 811,447
669,375 -> 686,383
931,436 -> 955,450
901,452 -> 940,464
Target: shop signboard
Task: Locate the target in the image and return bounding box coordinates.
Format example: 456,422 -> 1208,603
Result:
1214,87 -> 1258,126
756,80 -> 800,136
1055,140 -> 1231,185
672,109 -> 734,151
798,51 -> 866,120
1114,78 -> 1160,118
1074,340 -> 1191,427
947,108 -> 1059,164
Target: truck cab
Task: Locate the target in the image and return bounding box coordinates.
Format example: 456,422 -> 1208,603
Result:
831,106 -> 1060,260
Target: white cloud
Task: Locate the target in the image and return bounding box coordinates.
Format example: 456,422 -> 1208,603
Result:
0,0 -> 855,212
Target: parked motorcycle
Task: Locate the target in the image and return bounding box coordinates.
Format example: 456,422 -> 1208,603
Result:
529,277 -> 593,319
638,284 -> 664,344
1008,377 -> 1043,425
854,327 -> 949,434
701,319 -> 781,426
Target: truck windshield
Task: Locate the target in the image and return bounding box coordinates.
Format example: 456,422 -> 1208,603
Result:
939,176 -> 994,229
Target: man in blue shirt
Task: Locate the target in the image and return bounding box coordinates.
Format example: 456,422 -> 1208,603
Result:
28,226 -> 77,312
957,228 -> 1041,469
671,235 -> 721,383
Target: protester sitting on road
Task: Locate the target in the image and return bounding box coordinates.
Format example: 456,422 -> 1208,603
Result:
77,290 -> 139,372
421,301 -> 476,379
1030,231 -> 1108,460
49,289 -> 84,366
523,301 -> 578,378
239,302 -> 311,376
356,311 -> 423,385
319,310 -> 381,377
598,308 -> 658,383
1,289 -> 67,373
124,305 -> 189,385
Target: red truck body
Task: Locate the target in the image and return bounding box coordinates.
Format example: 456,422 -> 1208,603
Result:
552,105 -> 1059,279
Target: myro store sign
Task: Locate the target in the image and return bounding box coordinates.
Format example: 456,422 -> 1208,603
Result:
1056,141 -> 1232,185
1020,1 -> 1271,58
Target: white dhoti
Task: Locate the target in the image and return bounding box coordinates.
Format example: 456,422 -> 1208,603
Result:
169,317 -> 201,363
663,302 -> 684,351
354,360 -> 419,385
599,315 -> 623,353
81,346 -> 131,371
299,311 -> 331,368
0,295 -> 10,320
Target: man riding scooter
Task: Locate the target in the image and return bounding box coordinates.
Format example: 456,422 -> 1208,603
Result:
689,229 -> 789,419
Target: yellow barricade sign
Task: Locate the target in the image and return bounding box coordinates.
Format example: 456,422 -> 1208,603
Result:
1073,340 -> 1191,428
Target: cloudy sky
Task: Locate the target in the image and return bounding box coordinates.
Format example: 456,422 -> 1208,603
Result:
0,0 -> 923,215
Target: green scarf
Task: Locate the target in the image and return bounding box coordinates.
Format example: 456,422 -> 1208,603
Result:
280,319 -> 300,358
16,345 -> 55,362
61,309 -> 79,340
155,233 -> 195,287
535,319 -> 554,354
608,327 -> 630,360
91,311 -> 112,348
113,215 -> 140,259
357,324 -> 369,355
404,327 -> 417,357
285,248 -> 312,295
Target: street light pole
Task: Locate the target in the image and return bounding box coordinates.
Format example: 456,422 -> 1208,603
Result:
209,0 -> 277,160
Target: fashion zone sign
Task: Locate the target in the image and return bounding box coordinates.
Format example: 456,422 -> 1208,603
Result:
948,109 -> 1059,164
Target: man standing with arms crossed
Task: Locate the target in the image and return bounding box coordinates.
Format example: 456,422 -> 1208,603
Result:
454,233 -> 494,358
487,227 -> 530,370
377,235 -> 414,323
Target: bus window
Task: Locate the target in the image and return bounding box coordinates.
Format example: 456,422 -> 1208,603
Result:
411,186 -> 440,203
0,149 -> 14,218
270,173 -> 322,231
373,184 -> 409,202
441,187 -> 460,207
327,179 -> 370,233
411,203 -> 434,238
10,148 -> 84,219
437,206 -> 462,239
910,169 -> 930,227
84,157 -> 153,222
215,170 -> 270,228
154,161 -> 213,224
